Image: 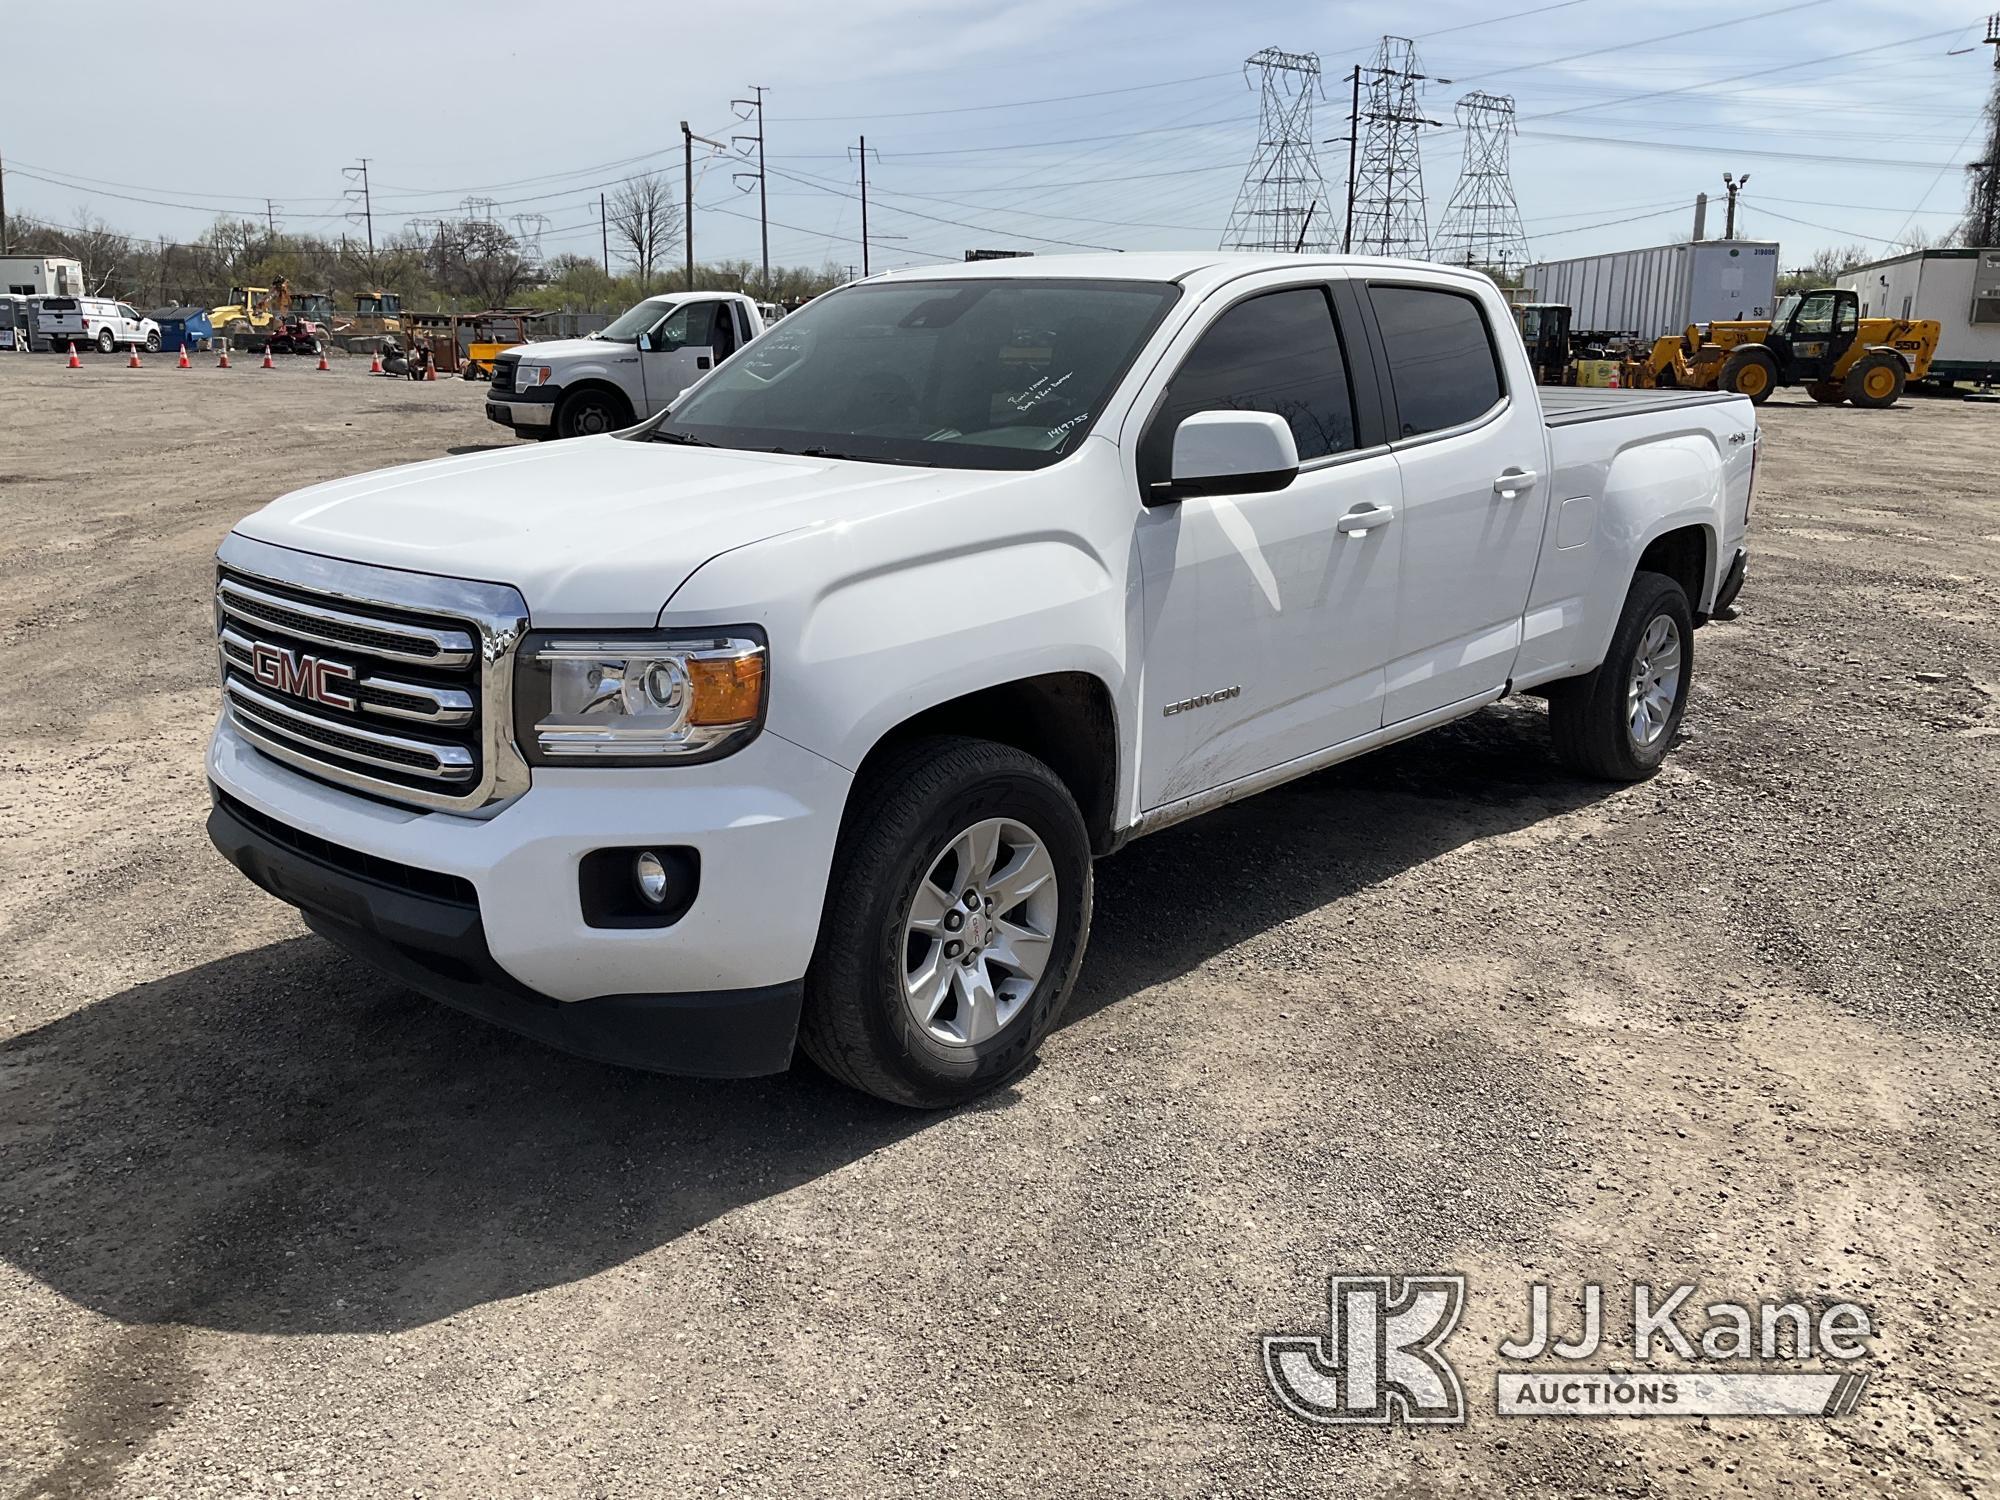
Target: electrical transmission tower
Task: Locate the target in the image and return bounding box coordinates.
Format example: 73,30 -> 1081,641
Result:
1345,37 -> 1436,259
1963,14 -> 2000,247
1433,91 -> 1530,277
1222,48 -> 1334,254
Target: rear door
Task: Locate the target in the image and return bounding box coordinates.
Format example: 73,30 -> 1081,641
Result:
1133,275 -> 1404,809
1359,279 -> 1551,725
639,300 -> 719,415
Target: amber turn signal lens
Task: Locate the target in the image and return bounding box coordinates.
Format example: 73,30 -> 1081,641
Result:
688,653 -> 765,725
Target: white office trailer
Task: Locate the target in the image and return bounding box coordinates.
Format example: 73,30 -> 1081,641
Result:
1522,240 -> 1781,340
0,256 -> 85,297
1835,247 -> 2000,385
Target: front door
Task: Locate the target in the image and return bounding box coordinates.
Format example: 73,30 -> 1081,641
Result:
1778,289 -> 1859,382
1136,281 -> 1404,810
1363,280 -> 1552,725
639,301 -> 718,416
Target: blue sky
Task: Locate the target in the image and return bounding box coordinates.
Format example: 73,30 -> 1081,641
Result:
4,0 -> 1992,276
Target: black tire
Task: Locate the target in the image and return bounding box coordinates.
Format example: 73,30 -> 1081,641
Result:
1806,380 -> 1845,406
144,330 -> 161,352
1717,347 -> 1777,405
1547,571 -> 1694,782
1844,352 -> 1905,410
555,386 -> 631,439
800,736 -> 1093,1109
96,327 -> 115,354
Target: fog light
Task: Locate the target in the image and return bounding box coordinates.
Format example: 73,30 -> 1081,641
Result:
634,851 -> 670,906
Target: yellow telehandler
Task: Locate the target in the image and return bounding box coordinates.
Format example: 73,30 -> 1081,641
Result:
1641,287 -> 1939,408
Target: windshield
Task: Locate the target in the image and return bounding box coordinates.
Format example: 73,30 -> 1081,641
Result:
597,296 -> 678,344
1773,295 -> 1800,327
645,278 -> 1181,470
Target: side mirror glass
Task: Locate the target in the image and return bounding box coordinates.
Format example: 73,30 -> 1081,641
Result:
636,333 -> 652,352
1153,410 -> 1301,505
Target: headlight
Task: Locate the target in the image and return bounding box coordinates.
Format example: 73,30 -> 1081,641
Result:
517,364 -> 551,387
514,630 -> 767,764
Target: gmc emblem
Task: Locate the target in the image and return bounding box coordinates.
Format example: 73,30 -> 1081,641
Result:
251,641 -> 357,710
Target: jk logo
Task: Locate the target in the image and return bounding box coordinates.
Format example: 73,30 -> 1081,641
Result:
1263,1274 -> 1467,1426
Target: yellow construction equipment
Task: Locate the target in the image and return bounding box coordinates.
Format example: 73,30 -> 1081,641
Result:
210,279 -> 289,346
1640,287 -> 1939,408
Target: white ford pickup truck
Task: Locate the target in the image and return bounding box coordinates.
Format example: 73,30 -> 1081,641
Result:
207,253 -> 1754,1107
482,289 -> 765,440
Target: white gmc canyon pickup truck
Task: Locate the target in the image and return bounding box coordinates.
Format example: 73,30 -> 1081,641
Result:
206,254 -> 1754,1107
483,290 -> 765,440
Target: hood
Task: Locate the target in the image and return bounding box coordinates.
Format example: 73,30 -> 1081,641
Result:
231,437 -> 1000,626
507,335 -> 626,364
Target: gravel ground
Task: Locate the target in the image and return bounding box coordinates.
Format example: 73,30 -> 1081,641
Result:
1,354 -> 1996,1498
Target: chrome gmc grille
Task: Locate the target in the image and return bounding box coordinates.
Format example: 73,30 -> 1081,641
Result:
214,533 -> 531,812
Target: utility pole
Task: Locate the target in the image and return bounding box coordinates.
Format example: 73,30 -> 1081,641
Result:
1,148 -> 9,256
600,191 -> 609,274
732,85 -> 770,295
1721,171 -> 1749,238
849,135 -> 881,275
343,159 -> 375,272
1345,66 -> 1361,252
682,121 -> 729,293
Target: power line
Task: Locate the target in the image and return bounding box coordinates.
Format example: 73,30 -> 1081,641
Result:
765,70 -> 1241,122
1456,0 -> 1836,87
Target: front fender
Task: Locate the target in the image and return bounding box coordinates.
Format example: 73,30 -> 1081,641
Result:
657,448 -> 1137,793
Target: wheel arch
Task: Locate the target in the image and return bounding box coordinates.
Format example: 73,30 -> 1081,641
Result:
851,672 -> 1122,856
1634,522 -> 1714,617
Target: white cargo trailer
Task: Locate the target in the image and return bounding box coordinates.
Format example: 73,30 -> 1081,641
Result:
1522,240 -> 1780,340
1836,246 -> 2000,385
0,256 -> 85,297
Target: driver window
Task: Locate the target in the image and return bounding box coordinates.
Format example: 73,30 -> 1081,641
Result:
1792,293 -> 1835,335
712,305 -> 738,360
652,302 -> 716,351
1835,299 -> 1858,335
1138,285 -> 1356,490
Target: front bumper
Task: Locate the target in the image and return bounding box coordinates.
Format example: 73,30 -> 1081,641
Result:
205,717 -> 853,1075
485,388 -> 556,429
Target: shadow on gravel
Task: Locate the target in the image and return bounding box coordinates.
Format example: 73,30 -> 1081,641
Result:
0,701 -> 1613,1336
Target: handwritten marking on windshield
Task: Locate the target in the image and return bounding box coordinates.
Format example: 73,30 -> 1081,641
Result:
1008,371 -> 1074,412
1045,412 -> 1091,442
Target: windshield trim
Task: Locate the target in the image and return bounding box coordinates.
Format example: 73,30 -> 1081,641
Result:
627,276 -> 1183,471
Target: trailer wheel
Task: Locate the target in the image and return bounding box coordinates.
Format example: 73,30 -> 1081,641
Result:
1718,347 -> 1777,404
1807,381 -> 1845,405
1845,353 -> 1905,410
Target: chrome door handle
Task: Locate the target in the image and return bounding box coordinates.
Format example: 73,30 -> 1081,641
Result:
1493,468 -> 1539,500
1336,503 -> 1396,536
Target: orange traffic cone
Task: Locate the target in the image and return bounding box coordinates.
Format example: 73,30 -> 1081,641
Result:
261,347 -> 275,370
368,351 -> 382,374
177,346 -> 191,369
128,346 -> 143,368
316,349 -> 330,372
424,360 -> 437,382
218,348 -> 231,369
66,342 -> 80,368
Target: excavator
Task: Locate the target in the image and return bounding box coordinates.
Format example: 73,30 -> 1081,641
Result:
1640,287 -> 1940,408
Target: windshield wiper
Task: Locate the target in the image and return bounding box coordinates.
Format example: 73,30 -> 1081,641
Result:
778,445 -> 937,467
650,429 -> 716,446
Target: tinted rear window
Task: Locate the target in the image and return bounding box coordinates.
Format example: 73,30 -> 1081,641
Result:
1370,285 -> 1504,438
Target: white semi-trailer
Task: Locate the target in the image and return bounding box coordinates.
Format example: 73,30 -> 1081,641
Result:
1523,240 -> 1780,340
0,255 -> 84,297
1836,246 -> 2000,387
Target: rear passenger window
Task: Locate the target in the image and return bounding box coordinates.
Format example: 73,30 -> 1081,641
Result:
1370,285 -> 1503,439
1142,286 -> 1356,487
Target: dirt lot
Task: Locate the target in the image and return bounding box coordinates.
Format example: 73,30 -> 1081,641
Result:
1,353 -> 1996,1498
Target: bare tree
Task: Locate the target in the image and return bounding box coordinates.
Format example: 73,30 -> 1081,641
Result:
606,173 -> 681,291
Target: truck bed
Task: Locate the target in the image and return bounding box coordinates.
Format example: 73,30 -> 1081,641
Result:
1541,387 -> 1744,427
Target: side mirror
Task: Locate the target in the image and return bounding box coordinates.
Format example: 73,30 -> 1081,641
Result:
1152,411 -> 1300,504
637,332 -> 653,352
